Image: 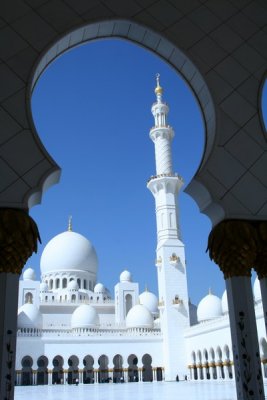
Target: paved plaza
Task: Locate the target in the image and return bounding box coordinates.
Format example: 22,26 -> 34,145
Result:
14,381 -> 240,400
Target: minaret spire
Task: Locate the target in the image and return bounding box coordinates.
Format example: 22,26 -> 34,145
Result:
147,75 -> 189,381
155,73 -> 163,103
68,215 -> 72,232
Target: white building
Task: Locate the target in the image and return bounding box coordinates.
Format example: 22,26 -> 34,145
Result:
16,77 -> 267,386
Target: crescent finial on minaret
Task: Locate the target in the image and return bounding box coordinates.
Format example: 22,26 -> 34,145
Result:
68,215 -> 72,232
155,73 -> 163,96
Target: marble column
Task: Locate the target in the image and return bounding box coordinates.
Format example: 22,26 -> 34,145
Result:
207,220 -> 264,400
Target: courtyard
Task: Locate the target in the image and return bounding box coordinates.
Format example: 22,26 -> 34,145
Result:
15,381 -> 242,400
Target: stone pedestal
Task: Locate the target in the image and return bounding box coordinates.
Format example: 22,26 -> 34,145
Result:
226,276 -> 264,400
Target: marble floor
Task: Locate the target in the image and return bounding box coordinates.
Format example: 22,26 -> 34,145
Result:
15,381 -> 239,400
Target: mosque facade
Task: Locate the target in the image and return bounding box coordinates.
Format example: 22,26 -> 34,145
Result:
15,78 -> 267,386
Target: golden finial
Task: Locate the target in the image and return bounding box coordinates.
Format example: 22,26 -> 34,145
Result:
145,284 -> 149,292
155,73 -> 163,95
68,215 -> 72,232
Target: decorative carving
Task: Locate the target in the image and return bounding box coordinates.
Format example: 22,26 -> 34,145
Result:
5,329 -> 13,400
0,208 -> 41,274
158,297 -> 165,307
207,220 -> 258,278
169,253 -> 180,265
155,256 -> 162,267
172,295 -> 183,305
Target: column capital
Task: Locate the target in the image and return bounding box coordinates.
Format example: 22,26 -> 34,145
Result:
207,220 -> 258,278
0,208 -> 40,274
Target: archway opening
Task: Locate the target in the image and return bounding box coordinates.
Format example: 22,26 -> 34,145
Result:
29,35 -> 219,309
113,354 -> 123,383
21,356 -> 33,386
52,355 -> 64,384
83,355 -> 94,384
98,355 -> 109,383
37,356 -> 48,385
128,354 -> 138,382
68,355 -> 79,384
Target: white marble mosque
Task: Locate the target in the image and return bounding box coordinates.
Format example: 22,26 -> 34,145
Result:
15,77 -> 267,388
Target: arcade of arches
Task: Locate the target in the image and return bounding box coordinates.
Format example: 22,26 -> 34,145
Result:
18,353 -> 160,385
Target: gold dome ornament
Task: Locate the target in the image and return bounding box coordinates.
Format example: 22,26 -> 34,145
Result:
155,73 -> 163,95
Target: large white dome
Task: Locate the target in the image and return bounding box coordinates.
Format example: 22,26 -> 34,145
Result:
71,304 -> 99,329
126,305 -> 153,329
197,292 -> 222,322
40,231 -> 98,275
17,303 -> 42,329
139,290 -> 158,314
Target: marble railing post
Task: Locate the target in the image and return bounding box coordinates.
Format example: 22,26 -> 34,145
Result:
0,209 -> 40,400
207,220 -> 265,400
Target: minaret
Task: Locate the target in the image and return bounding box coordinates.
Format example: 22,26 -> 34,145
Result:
147,74 -> 189,381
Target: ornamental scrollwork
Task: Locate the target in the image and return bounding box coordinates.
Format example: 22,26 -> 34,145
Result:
0,208 -> 41,274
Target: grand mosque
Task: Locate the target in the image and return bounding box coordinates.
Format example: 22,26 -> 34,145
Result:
15,77 -> 267,386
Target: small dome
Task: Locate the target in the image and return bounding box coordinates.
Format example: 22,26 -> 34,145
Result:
221,290 -> 228,314
254,278 -> 261,302
23,268 -> 36,281
68,280 -> 79,291
139,290 -> 158,314
71,304 -> 99,329
94,283 -> 106,294
120,270 -> 132,282
40,282 -> 48,292
126,305 -> 153,329
197,291 -> 222,322
17,303 -> 42,329
40,231 -> 98,275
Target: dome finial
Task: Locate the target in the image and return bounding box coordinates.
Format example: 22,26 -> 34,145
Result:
209,287 -> 212,295
68,215 -> 72,232
155,73 -> 163,97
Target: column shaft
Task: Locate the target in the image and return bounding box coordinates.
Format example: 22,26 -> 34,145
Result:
0,273 -> 19,400
226,276 -> 264,399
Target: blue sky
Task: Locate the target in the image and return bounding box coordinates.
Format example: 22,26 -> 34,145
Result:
26,39 -> 264,305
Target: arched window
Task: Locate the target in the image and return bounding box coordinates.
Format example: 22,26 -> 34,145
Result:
55,278 -> 60,289
77,278 -> 81,288
84,280 -> 87,289
24,292 -> 33,304
62,278 -> 67,288
49,279 -> 53,290
71,294 -> 76,302
125,294 -> 132,316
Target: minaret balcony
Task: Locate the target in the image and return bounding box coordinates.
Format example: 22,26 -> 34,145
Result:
149,126 -> 174,141
147,173 -> 183,184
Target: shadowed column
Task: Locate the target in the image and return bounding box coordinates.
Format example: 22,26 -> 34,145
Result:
0,209 -> 40,400
207,220 -> 264,400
